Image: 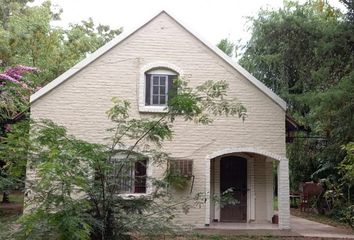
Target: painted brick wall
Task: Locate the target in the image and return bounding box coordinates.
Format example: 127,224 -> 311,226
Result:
253,158 -> 274,223
30,13 -> 287,227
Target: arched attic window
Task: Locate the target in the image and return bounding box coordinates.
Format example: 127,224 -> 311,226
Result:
139,62 -> 183,112
145,68 -> 178,106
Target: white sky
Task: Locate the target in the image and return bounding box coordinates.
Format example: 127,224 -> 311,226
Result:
34,0 -> 346,45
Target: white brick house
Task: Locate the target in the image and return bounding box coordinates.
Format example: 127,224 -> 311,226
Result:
29,11 -> 290,229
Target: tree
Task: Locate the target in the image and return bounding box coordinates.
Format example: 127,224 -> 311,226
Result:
0,1 -> 121,87
0,65 -> 38,123
0,0 -> 33,29
0,1 -> 122,203
217,38 -> 235,57
239,0 -> 354,189
339,142 -> 354,204
338,142 -> 354,228
0,65 -> 37,203
340,0 -> 354,22
0,79 -> 246,239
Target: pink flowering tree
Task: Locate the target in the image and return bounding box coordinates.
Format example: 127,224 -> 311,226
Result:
0,65 -> 38,133
0,65 -> 38,203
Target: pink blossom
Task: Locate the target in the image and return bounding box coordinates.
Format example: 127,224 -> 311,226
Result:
0,65 -> 38,85
0,73 -> 20,84
12,73 -> 23,79
17,65 -> 38,72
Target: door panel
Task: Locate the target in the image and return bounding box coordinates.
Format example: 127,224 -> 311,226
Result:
220,156 -> 247,222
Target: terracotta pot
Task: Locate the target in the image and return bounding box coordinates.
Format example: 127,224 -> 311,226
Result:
272,214 -> 279,224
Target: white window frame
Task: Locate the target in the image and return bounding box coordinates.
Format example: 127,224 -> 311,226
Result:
117,160 -> 147,194
139,62 -> 184,113
110,153 -> 153,198
119,159 -> 153,199
150,74 -> 168,106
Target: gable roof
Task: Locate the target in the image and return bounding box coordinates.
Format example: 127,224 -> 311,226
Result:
30,11 -> 287,110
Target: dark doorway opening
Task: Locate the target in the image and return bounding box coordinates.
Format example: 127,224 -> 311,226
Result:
220,156 -> 247,222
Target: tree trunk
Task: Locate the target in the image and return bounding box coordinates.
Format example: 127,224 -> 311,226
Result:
2,191 -> 10,203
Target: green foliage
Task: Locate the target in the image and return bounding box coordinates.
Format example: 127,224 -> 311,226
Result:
217,38 -> 235,57
165,173 -> 190,190
287,137 -> 319,189
0,79 -> 246,239
0,0 -> 121,203
340,0 -> 354,22
168,78 -> 247,123
239,0 -> 354,193
0,0 -> 32,29
0,1 -> 121,87
339,143 -> 354,186
164,162 -> 190,190
0,80 -> 30,127
239,0 -> 353,226
340,205 -> 354,229
0,120 -> 30,192
240,0 -> 348,97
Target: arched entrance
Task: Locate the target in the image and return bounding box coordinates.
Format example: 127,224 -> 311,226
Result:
205,148 -> 290,230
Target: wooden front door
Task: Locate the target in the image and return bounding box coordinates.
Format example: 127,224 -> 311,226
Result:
220,156 -> 247,222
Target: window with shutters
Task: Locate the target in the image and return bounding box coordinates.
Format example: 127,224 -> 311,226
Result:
144,68 -> 178,107
165,159 -> 193,190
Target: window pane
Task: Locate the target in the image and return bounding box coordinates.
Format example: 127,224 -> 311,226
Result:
152,95 -> 159,104
153,76 -> 159,85
134,160 -> 147,193
109,155 -> 147,194
160,77 -> 166,85
160,86 -> 165,94
153,86 -> 159,94
109,157 -> 133,193
160,96 -> 166,105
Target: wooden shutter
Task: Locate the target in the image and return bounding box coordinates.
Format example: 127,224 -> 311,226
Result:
170,159 -> 193,177
145,74 -> 151,105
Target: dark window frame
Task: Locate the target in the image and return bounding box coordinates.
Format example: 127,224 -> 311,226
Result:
145,71 -> 177,107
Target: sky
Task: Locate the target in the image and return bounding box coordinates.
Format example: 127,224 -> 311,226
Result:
33,0 -> 346,45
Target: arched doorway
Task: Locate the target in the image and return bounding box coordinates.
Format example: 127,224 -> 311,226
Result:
205,148 -> 290,229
